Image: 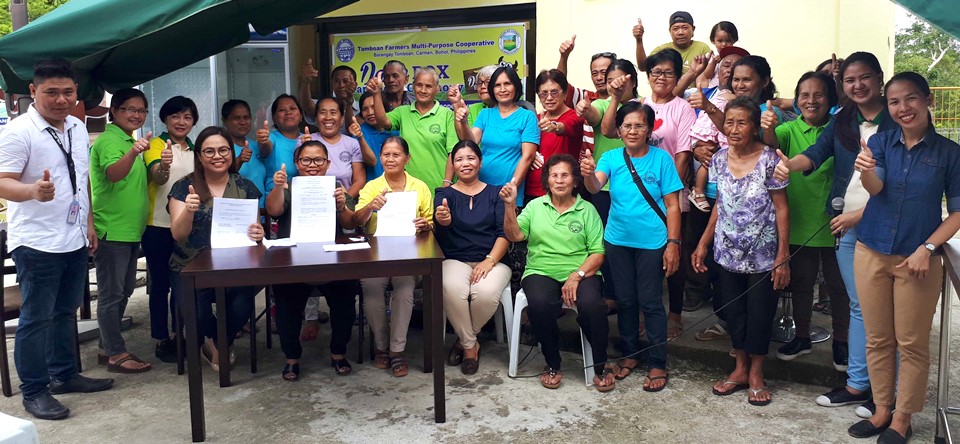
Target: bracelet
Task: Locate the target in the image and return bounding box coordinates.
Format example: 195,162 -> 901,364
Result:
666,239 -> 681,246
485,254 -> 495,262
442,179 -> 453,185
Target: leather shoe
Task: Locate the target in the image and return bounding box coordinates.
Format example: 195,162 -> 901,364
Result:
848,418 -> 892,438
22,393 -> 69,420
877,426 -> 912,444
49,374 -> 115,395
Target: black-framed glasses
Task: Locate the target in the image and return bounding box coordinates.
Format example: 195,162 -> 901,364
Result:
649,70 -> 677,79
591,52 -> 617,61
118,106 -> 148,116
200,147 -> 232,158
298,157 -> 328,166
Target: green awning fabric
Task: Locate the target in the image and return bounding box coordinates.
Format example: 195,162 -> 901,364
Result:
0,0 -> 354,102
895,1 -> 960,40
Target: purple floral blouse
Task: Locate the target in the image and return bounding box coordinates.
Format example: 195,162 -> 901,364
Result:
708,146 -> 788,273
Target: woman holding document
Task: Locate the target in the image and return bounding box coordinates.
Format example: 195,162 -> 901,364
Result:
353,136 -> 434,377
266,140 -> 360,380
168,126 -> 264,372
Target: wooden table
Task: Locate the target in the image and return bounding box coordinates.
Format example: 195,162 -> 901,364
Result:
179,233 -> 446,442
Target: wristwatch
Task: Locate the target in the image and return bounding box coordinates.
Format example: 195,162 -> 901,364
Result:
923,243 -> 936,253
576,270 -> 586,279
666,239 -> 681,246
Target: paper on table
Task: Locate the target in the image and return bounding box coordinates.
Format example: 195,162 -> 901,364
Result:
211,197 -> 258,249
323,242 -> 371,252
262,238 -> 297,249
374,191 -> 417,237
291,175 -> 337,243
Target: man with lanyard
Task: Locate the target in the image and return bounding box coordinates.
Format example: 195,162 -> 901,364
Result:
0,59 -> 114,420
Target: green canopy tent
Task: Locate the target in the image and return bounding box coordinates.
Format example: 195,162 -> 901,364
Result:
896,0 -> 960,39
0,0 -> 355,103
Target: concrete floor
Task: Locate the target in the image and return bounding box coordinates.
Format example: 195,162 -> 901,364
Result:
0,284 -> 959,443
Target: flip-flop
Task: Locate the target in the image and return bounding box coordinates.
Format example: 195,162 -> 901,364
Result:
540,367 -> 562,389
282,363 -> 300,381
643,374 -> 669,392
615,360 -> 638,381
107,354 -> 152,374
748,386 -> 772,406
712,380 -> 749,396
593,367 -> 616,393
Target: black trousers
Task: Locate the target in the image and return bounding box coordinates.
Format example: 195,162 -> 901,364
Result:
787,245 -> 849,339
273,280 -> 358,359
718,268 -> 777,356
522,274 -> 607,372
684,198 -> 722,317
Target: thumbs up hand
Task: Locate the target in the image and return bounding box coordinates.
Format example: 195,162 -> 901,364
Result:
575,96 -> 593,117
447,84 -> 464,109
455,105 -> 469,123
238,140 -> 252,164
580,149 -> 596,176
300,126 -> 312,143
499,177 -> 517,205
185,184 -> 201,213
632,18 -> 644,41
273,163 -> 288,188
131,131 -> 153,155
369,188 -> 389,211
301,58 -> 318,81
607,74 -> 630,99
689,87 -> 707,110
435,197 -> 451,225
773,149 -> 792,181
559,34 -> 576,56
761,100 -> 779,130
34,169 -> 55,202
855,138 -> 876,173
348,116 -> 363,138
365,77 -> 382,94
257,120 -> 270,145
161,138 -> 174,169
690,52 -> 713,76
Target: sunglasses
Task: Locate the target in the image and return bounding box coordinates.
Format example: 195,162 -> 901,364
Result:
591,52 -> 617,61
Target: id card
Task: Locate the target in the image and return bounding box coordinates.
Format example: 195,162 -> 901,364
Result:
66,199 -> 80,224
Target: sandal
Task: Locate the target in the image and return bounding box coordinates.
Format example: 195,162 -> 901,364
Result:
374,350 -> 390,369
615,358 -> 639,380
540,367 -> 562,389
813,299 -> 831,313
712,380 -> 748,396
687,190 -> 711,212
331,357 -> 352,376
667,317 -> 683,340
748,386 -> 772,406
593,366 -> 616,392
107,353 -> 152,374
643,373 -> 669,392
282,363 -> 300,381
695,323 -> 729,341
390,355 -> 409,377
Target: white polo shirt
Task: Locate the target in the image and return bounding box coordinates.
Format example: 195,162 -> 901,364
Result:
0,104 -> 90,253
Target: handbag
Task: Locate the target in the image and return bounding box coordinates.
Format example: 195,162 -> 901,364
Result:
622,148 -> 667,226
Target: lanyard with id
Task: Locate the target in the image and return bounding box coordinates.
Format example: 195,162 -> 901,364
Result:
44,127 -> 81,225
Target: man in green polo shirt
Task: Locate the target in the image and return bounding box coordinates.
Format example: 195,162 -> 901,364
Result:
635,11 -> 711,75
368,68 -> 457,193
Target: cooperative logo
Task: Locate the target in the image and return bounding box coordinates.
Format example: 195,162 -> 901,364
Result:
568,220 -> 583,233
429,124 -> 441,134
336,39 -> 355,63
499,29 -> 521,55
643,172 -> 657,184
339,151 -> 352,163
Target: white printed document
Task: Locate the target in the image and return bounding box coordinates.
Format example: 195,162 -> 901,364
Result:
374,191 -> 417,237
211,197 -> 258,249
291,176 -> 337,243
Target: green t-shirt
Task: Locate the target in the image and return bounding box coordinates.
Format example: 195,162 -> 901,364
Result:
652,40 -> 712,74
517,195 -> 605,282
467,101 -> 489,128
386,102 -> 459,193
89,123 -> 149,242
776,117 -> 834,247
591,98 -> 623,192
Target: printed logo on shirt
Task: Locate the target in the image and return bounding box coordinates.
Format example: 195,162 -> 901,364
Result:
339,151 -> 352,163
429,124 -> 441,134
643,172 -> 657,184
336,39 -> 355,63
567,220 -> 583,234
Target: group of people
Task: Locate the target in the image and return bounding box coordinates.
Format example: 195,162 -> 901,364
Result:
0,10 -> 957,444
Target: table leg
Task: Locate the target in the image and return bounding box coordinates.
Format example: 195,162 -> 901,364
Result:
215,287 -> 230,387
181,275 -> 206,442
422,260 -> 446,423
249,298 -> 257,374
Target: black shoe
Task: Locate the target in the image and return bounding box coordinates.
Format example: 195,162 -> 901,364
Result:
856,399 -> 877,418
155,338 -> 178,363
848,418 -> 892,438
833,341 -> 849,371
877,426 -> 912,444
317,310 -> 330,324
777,337 -> 812,361
816,387 -> 871,407
23,393 -> 69,420
446,343 -> 464,367
48,374 -> 114,395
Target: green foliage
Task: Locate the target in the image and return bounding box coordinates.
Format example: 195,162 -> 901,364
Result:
0,0 -> 69,38
894,15 -> 960,87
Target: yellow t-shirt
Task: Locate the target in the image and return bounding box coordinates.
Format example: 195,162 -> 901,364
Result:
143,136 -> 194,228
651,41 -> 712,73
356,171 -> 433,235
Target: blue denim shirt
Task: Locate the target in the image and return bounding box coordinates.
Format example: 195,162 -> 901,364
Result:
801,109 -> 896,214
858,127 -> 960,256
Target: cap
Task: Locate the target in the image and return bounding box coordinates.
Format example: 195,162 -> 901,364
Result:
669,11 -> 693,26
718,46 -> 749,60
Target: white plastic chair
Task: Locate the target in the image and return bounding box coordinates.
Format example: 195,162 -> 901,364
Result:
443,286 -> 513,345
508,289 -> 595,386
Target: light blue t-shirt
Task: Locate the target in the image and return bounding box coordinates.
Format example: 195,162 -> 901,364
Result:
358,122 -> 397,181
597,147 -> 683,249
233,137 -> 267,206
474,106 -> 540,205
264,129 -> 302,192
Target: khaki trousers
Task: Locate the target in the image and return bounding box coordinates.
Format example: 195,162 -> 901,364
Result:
855,242 -> 943,414
361,276 -> 418,353
441,260 -> 511,349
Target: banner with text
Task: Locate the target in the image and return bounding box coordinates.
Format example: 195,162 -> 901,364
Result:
331,23 -> 527,103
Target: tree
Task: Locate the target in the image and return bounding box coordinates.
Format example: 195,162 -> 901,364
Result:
0,0 -> 69,38
895,14 -> 960,87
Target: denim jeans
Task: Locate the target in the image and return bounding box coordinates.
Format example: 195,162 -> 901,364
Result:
837,226 -> 870,392
11,246 -> 86,400
142,226 -> 175,340
170,270 -> 256,346
605,242 -> 668,369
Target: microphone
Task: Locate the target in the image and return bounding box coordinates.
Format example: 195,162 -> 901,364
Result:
831,197 -> 845,250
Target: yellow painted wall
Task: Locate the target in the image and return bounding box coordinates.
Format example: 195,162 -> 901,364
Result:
305,0 -> 895,101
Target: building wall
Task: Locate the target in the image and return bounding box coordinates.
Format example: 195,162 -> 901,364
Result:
310,0 -> 895,100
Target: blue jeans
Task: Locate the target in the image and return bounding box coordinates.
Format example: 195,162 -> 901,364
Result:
170,270 -> 256,346
605,242 -> 667,369
838,226 -> 869,391
11,246 -> 86,400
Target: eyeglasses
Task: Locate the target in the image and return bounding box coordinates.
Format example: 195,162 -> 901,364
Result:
118,107 -> 148,116
620,124 -> 649,133
476,79 -> 489,88
200,148 -> 232,158
591,52 -> 617,61
537,90 -> 562,99
649,70 -> 677,79
298,157 -> 328,166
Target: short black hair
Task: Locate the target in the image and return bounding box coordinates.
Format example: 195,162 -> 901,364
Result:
221,99 -> 250,120
535,69 -> 569,92
384,60 -> 408,76
614,101 -> 656,144
709,21 -> 739,43
383,135 -> 410,155
159,96 -> 199,123
488,65 -> 523,103
450,139 -> 482,161
315,97 -> 345,118
726,55 -> 777,102
269,94 -> 304,129
359,91 -> 376,108
541,154 -> 582,195
33,58 -> 76,84
606,59 -> 639,98
725,95 -> 761,129
646,48 -> 683,79
794,71 -> 839,110
294,140 -> 329,162
109,88 -> 148,121
331,65 -> 357,81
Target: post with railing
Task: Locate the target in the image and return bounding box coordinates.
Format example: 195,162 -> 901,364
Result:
932,87 -> 960,144
937,240 -> 960,443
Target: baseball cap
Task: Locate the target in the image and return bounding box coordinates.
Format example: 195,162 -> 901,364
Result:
718,46 -> 749,60
669,11 -> 693,26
